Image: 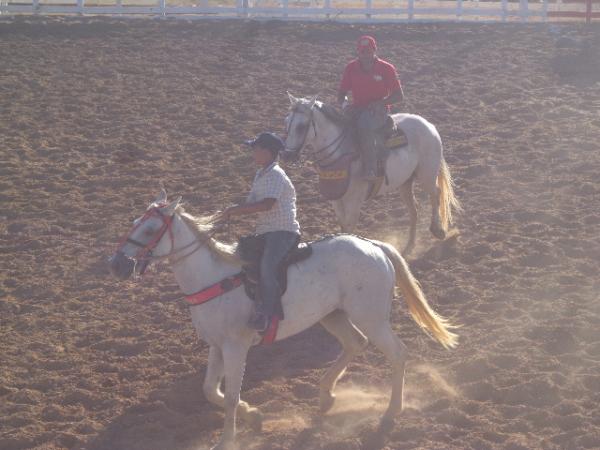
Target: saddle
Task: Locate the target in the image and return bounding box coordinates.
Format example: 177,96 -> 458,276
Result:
376,117 -> 409,171
237,235 -> 313,320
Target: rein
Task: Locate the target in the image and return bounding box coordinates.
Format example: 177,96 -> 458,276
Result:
285,104 -> 354,169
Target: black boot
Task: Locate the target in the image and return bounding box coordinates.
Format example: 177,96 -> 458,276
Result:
248,310 -> 270,332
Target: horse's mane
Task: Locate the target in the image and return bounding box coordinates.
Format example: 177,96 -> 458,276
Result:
289,97 -> 349,127
177,207 -> 242,267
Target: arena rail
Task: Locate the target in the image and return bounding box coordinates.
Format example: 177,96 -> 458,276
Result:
547,0 -> 600,23
0,0 -> 597,22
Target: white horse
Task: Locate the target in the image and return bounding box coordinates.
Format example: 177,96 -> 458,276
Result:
283,94 -> 462,255
109,190 -> 458,450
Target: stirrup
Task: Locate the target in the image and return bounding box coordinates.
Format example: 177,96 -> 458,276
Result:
364,168 -> 377,181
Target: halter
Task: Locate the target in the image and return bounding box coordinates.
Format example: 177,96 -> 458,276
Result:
115,204 -> 211,268
285,104 -> 351,168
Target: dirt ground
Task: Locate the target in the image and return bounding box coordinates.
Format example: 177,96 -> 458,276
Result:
1,16 -> 600,450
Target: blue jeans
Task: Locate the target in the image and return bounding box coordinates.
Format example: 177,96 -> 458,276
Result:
258,231 -> 300,318
356,105 -> 388,175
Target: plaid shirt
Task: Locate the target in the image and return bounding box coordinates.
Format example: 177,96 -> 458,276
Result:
247,162 -> 300,235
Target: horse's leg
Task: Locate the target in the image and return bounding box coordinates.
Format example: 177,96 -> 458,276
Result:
350,316 -> 407,432
428,189 -> 446,240
369,325 -> 407,431
331,199 -> 349,232
211,342 -> 251,450
203,345 -> 262,432
416,164 -> 446,240
318,310 -> 369,413
338,179 -> 367,233
398,176 -> 418,255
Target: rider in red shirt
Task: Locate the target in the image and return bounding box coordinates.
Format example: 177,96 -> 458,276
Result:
338,36 -> 404,180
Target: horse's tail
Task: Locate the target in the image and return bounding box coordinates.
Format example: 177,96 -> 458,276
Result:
438,157 -> 462,232
374,241 -> 458,349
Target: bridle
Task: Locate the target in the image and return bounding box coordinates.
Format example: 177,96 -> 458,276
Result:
284,104 -> 351,168
115,204 -> 214,270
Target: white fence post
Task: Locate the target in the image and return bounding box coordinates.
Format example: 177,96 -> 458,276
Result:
366,0 -> 372,19
408,0 -> 414,20
158,0 -> 165,16
282,0 -> 288,17
324,0 -> 330,19
77,0 -> 84,14
457,0 -> 463,20
33,0 -> 39,14
501,0 -> 508,21
519,0 -> 528,21
542,0 -> 548,21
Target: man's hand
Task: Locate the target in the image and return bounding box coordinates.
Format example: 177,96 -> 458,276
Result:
337,92 -> 349,108
213,207 -> 235,224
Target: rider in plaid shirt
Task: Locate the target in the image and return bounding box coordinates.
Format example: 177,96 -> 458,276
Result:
219,132 -> 300,332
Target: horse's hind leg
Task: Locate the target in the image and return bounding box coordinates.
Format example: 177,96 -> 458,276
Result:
417,168 -> 446,240
203,345 -> 263,433
319,310 -> 368,413
416,142 -> 447,240
429,190 -> 445,240
352,320 -> 407,432
398,176 -> 418,255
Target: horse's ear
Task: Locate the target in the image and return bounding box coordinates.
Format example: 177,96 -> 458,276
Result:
161,196 -> 182,216
155,188 -> 167,204
287,91 -> 298,105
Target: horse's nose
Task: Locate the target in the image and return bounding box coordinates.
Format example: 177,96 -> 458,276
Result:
108,251 -> 135,280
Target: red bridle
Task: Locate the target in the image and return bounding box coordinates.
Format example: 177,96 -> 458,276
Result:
115,204 -> 175,261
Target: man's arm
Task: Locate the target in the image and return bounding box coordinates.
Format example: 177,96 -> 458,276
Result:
338,62 -> 353,107
220,198 -> 276,221
383,86 -> 404,106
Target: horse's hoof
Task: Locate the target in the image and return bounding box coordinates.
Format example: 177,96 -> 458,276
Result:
210,440 -> 237,450
319,392 -> 336,413
379,416 -> 395,434
429,224 -> 446,240
246,408 -> 263,433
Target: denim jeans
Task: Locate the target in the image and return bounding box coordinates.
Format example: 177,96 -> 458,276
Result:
356,105 -> 388,174
258,230 -> 300,317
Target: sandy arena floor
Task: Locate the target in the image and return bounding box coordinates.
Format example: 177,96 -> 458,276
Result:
1,16 -> 600,450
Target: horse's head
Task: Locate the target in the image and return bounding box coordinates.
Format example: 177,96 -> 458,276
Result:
109,189 -> 182,280
281,93 -> 319,163
282,93 -> 350,168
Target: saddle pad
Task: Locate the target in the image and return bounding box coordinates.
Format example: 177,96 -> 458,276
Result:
318,153 -> 354,200
384,127 -> 408,149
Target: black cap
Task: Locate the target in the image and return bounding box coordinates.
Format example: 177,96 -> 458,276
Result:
245,132 -> 284,155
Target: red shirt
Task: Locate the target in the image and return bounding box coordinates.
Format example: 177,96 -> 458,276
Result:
339,57 -> 401,107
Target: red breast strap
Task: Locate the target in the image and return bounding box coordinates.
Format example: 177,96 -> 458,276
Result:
185,274 -> 244,306
261,316 -> 280,345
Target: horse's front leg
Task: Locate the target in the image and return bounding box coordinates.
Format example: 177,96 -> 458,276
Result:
333,182 -> 366,233
331,199 -> 353,233
211,341 -> 251,450
203,345 -> 262,433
